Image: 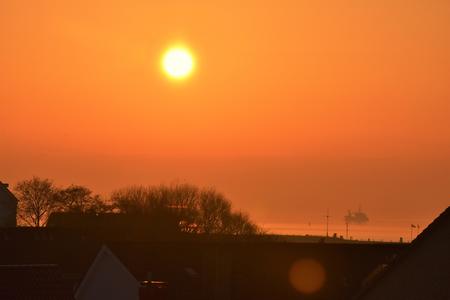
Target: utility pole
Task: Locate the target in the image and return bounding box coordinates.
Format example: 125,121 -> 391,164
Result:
345,221 -> 349,239
325,209 -> 330,238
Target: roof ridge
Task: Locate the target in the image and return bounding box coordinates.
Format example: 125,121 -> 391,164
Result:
354,206 -> 450,299
0,182 -> 18,203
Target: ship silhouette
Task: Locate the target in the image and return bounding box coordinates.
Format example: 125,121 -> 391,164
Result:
344,207 -> 369,225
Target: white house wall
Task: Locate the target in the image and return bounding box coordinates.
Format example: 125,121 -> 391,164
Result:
75,246 -> 140,300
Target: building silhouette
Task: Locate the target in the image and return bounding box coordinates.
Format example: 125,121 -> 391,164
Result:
0,181 -> 17,227
356,206 -> 450,300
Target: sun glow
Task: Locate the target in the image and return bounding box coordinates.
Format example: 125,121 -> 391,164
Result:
161,46 -> 195,80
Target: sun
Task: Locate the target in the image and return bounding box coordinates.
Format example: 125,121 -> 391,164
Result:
161,46 -> 195,80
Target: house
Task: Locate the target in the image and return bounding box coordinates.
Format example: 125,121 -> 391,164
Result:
356,206 -> 450,300
75,245 -> 141,300
47,212 -> 181,239
72,240 -> 405,300
0,181 -> 17,227
0,226 -> 406,300
75,245 -> 185,300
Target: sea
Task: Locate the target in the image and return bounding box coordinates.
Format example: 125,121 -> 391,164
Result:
261,220 -> 430,243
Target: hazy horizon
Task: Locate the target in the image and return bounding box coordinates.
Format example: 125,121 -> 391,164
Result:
3,153 -> 448,241
2,1 -> 449,241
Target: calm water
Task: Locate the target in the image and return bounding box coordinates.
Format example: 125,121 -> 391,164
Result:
261,221 -> 429,242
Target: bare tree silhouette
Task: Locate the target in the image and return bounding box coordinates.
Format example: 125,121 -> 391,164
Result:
111,183 -> 260,235
14,177 -> 57,227
54,185 -> 110,213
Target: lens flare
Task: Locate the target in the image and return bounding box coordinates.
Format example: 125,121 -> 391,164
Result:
289,258 -> 326,294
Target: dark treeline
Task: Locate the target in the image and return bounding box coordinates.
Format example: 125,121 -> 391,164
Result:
13,177 -> 260,235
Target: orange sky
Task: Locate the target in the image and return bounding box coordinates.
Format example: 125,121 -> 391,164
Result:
1,1 -> 449,239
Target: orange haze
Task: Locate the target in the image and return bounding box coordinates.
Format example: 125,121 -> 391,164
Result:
1,1 -> 449,240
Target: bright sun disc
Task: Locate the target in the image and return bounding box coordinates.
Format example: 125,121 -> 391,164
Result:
162,46 -> 194,80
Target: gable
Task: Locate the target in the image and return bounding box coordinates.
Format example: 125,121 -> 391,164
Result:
359,207 -> 450,300
75,245 -> 139,300
0,182 -> 18,206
